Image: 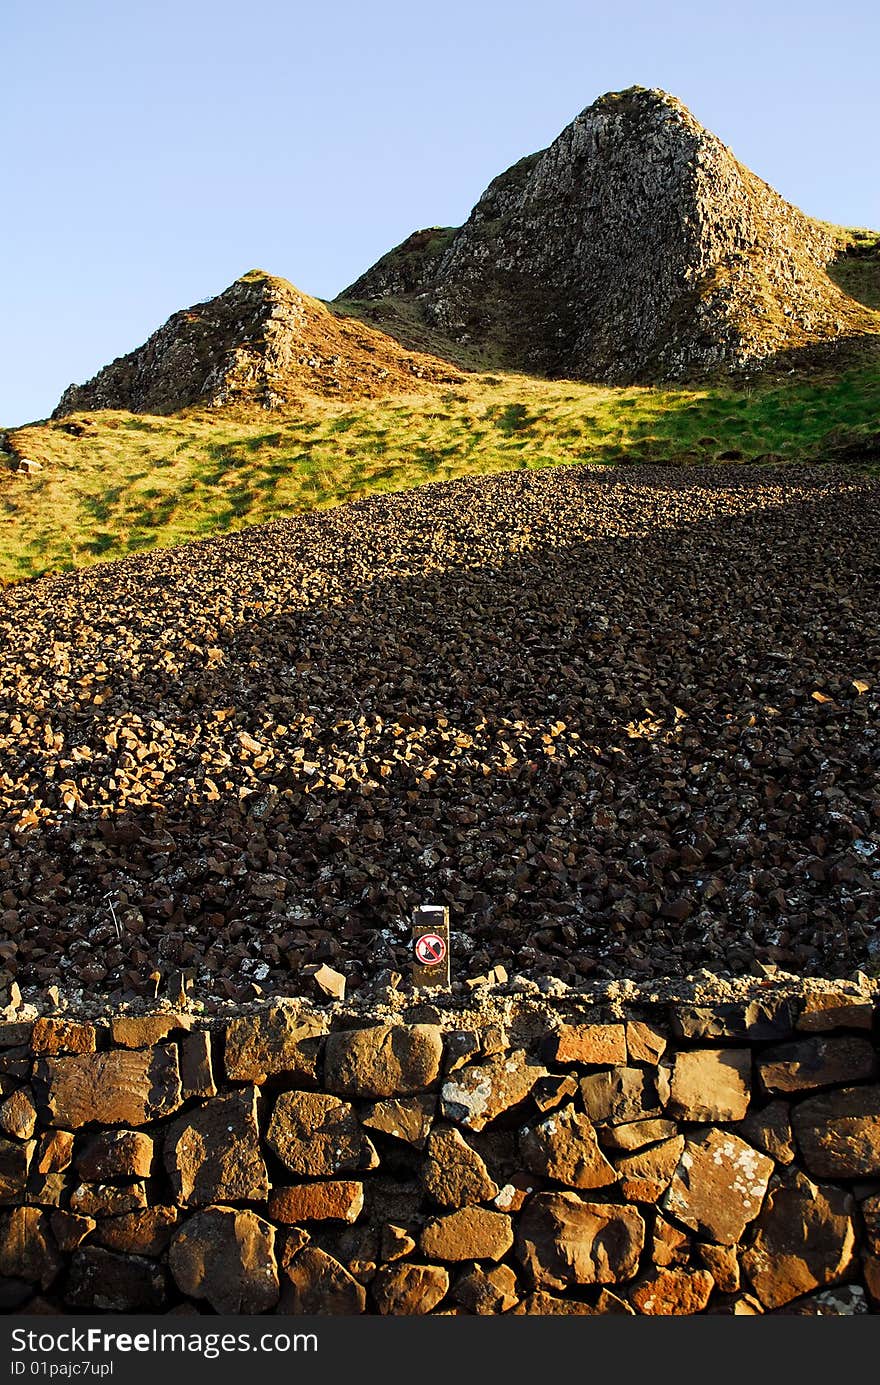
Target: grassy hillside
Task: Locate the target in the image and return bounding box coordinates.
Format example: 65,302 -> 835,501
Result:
2,359 -> 879,584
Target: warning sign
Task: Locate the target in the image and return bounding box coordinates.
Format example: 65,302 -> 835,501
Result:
415,932 -> 447,966
412,904 -> 451,990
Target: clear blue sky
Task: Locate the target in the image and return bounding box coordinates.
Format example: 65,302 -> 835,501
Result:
2,0 -> 878,425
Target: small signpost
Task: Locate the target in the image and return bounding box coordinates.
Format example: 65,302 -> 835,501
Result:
412,904 -> 450,991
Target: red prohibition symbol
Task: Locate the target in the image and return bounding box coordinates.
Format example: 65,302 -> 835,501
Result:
414,932 -> 447,966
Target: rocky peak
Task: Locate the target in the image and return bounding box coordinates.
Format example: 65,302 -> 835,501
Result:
341,86 -> 879,381
54,270 -> 460,418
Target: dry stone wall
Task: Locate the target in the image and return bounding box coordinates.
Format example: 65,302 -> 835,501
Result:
2,982 -> 880,1315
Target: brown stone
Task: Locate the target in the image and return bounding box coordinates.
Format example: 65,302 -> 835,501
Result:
520,1106 -> 618,1189
76,1130 -> 153,1181
224,1006 -> 325,1084
279,1246 -> 366,1314
742,1170 -> 855,1309
70,1183 -> 148,1217
779,1285 -> 868,1315
372,1262 -> 450,1314
453,1262 -> 519,1313
421,1207 -> 513,1262
697,1243 -> 740,1294
423,1127 -> 498,1205
49,1210 -> 95,1253
663,1129 -> 773,1243
267,1091 -> 378,1176
169,1207 -> 278,1313
324,1024 -> 443,1098
759,1036 -> 876,1093
31,1019 -> 96,1054
532,1074 -> 579,1112
26,1172 -> 65,1208
381,1223 -> 416,1261
0,1208 -> 62,1287
441,1049 -> 547,1131
737,1100 -> 795,1164
515,1291 -> 597,1314
652,1215 -> 689,1267
361,1095 -> 435,1148
312,963 -> 346,1000
35,1130 -> 74,1176
625,1020 -> 667,1064
616,1136 -> 684,1203
95,1207 -> 181,1256
792,1086 -> 880,1177
277,1227 -> 311,1274
0,1087 -> 36,1140
40,1047 -> 181,1128
65,1246 -> 167,1311
863,1254 -> 880,1306
110,1013 -> 191,1047
269,1181 -> 364,1223
599,1119 -> 678,1152
492,1174 -> 536,1213
668,1048 -> 750,1122
164,1088 -> 269,1205
517,1193 -> 645,1289
179,1030 -> 216,1100
0,1136 -> 33,1203
550,1023 -> 626,1065
631,1267 -> 714,1315
797,991 -> 874,1032
861,1192 -> 880,1254
580,1066 -> 665,1125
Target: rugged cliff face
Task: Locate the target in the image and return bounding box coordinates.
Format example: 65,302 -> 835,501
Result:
53,271 -> 461,417
340,87 -> 879,382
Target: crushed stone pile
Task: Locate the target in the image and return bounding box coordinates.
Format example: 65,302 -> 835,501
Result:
1,463 -> 879,1004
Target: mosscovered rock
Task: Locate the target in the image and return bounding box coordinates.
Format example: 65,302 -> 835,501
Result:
169,1207 -> 279,1313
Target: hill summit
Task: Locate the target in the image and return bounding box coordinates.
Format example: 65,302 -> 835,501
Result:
340,87 -> 878,381
53,270 -> 461,417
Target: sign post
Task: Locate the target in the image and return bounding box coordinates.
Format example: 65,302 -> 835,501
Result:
412,904 -> 451,991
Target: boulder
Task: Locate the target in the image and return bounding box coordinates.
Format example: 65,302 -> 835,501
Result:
267,1091 -> 378,1176
279,1247 -> 366,1314
39,1047 -> 181,1127
663,1129 -> 773,1243
517,1193 -> 644,1289
268,1181 -> 364,1223
164,1088 -> 269,1205
668,1048 -> 750,1121
372,1262 -> 449,1314
520,1107 -> 618,1189
169,1206 -> 279,1313
421,1207 -> 513,1262
224,1007 -> 324,1084
742,1170 -> 855,1309
324,1025 -> 443,1097
441,1050 -> 546,1131
792,1086 -> 880,1177
423,1127 -> 498,1205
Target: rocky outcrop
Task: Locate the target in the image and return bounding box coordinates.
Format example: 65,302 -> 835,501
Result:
340,87 -> 879,381
53,271 -> 461,417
